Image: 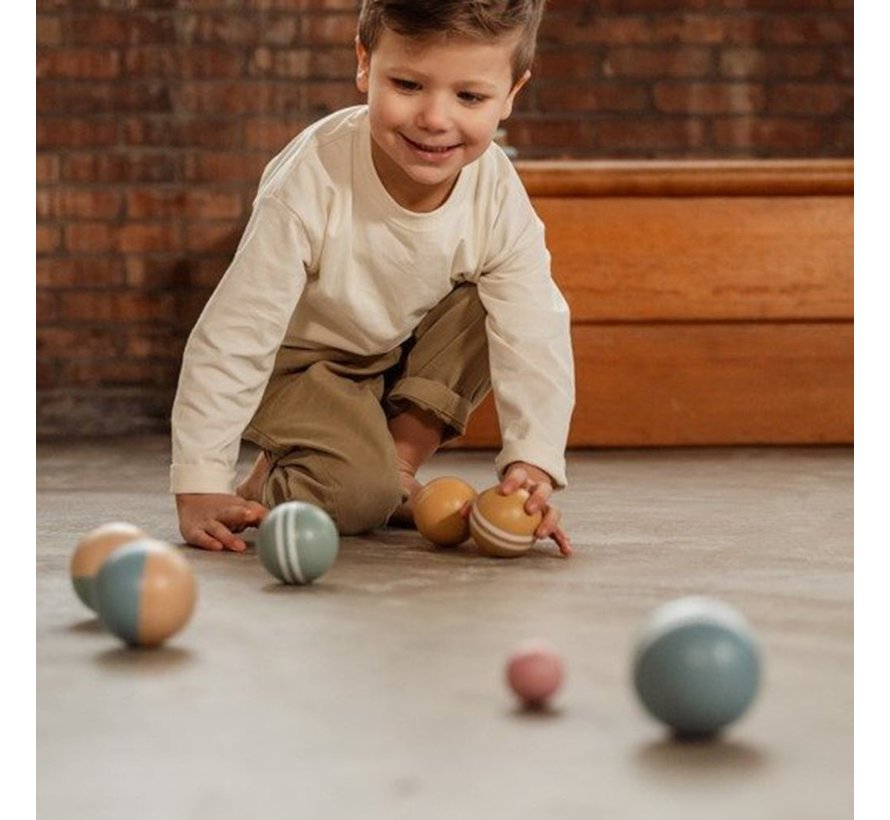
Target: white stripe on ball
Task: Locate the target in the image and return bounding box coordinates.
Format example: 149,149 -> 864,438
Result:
470,506 -> 534,546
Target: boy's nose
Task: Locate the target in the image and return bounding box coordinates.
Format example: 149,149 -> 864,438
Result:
416,95 -> 451,132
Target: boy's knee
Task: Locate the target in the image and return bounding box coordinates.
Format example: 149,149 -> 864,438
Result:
263,456 -> 402,536
328,466 -> 403,535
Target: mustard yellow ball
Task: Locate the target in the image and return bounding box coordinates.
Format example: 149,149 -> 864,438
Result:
469,486 -> 543,558
413,476 -> 477,547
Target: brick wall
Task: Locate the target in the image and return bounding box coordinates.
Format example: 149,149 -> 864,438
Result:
36,0 -> 853,435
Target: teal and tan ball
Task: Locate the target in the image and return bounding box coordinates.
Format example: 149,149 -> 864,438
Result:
256,501 -> 339,584
469,486 -> 543,558
94,538 -> 197,647
71,522 -> 148,611
414,476 -> 477,547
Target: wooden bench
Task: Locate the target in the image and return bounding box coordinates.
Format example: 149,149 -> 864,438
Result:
454,159 -> 853,448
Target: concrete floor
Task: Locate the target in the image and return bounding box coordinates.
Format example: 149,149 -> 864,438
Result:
37,438 -> 852,820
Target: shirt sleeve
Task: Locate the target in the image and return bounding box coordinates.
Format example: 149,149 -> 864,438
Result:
477,206 -> 575,490
170,195 -> 310,494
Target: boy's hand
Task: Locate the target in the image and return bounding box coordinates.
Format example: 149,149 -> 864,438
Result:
500,462 -> 573,558
176,493 -> 268,552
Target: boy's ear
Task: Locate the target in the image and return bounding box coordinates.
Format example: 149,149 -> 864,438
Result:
501,69 -> 531,120
355,36 -> 370,94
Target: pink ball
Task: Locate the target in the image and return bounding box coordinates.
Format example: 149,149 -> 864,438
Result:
506,640 -> 564,706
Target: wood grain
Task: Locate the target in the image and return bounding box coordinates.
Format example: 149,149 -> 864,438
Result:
451,322 -> 853,447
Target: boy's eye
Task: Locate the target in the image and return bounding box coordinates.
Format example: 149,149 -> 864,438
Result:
458,92 -> 487,104
392,78 -> 420,91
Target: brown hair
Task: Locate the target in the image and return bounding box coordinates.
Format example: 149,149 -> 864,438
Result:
357,1 -> 546,82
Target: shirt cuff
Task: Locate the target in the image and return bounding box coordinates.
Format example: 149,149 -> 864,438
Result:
170,463 -> 237,495
495,442 -> 567,490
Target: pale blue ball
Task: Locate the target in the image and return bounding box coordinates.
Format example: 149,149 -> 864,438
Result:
633,597 -> 761,737
257,501 -> 339,585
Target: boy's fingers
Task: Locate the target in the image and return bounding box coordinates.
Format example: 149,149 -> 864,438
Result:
188,527 -> 224,552
552,527 -> 573,557
535,506 -> 561,538
206,519 -> 247,552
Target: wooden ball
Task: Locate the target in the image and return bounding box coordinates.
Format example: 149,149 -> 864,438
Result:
469,486 -> 543,558
413,477 -> 477,547
257,501 -> 339,584
95,538 -> 197,647
506,640 -> 564,707
71,522 -> 148,611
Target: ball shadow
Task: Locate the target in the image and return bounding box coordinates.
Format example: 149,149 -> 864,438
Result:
509,702 -> 565,721
93,644 -> 194,673
66,617 -> 104,634
635,732 -> 769,779
261,581 -> 341,596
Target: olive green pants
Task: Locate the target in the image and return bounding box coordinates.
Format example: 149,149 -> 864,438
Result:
244,284 -> 491,534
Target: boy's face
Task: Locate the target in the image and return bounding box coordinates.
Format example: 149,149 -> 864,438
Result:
356,28 -> 529,212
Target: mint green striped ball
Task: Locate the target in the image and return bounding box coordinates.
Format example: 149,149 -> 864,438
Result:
257,501 -> 339,584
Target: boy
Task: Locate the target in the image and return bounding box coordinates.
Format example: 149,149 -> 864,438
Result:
171,0 -> 575,556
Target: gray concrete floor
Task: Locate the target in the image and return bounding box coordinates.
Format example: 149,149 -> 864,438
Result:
37,438 -> 852,820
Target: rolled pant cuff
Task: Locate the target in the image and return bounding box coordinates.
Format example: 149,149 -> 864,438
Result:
386,376 -> 473,442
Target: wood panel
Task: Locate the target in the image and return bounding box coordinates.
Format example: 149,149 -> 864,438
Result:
517,159 -> 853,198
536,196 -> 853,322
450,322 -> 853,448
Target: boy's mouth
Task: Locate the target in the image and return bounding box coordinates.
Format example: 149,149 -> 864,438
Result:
400,133 -> 462,158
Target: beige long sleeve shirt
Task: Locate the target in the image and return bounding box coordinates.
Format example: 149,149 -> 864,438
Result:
170,106 -> 574,494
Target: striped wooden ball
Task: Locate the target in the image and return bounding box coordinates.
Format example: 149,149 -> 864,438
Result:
256,501 -> 339,584
414,476 -> 477,547
469,486 -> 543,558
94,539 -> 197,647
71,522 -> 148,611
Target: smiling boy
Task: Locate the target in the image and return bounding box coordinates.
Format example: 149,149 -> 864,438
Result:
171,0 -> 576,556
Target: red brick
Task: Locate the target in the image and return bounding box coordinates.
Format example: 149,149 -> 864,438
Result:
304,81 -> 364,112
37,154 -> 60,184
179,81 -> 305,115
183,152 -> 267,184
68,13 -> 176,46
769,83 -> 850,115
37,327 -> 124,359
534,50 -> 599,81
123,329 -> 186,361
37,258 -> 124,289
63,152 -> 180,183
720,48 -> 825,79
654,82 -> 765,114
37,118 -> 119,149
125,46 -> 244,78
59,291 -> 176,324
36,15 -> 63,46
713,117 -> 825,151
539,15 -> 651,46
596,117 -> 710,154
507,119 -> 596,154
38,80 -> 171,115
37,225 -> 63,255
62,360 -> 177,388
537,83 -> 649,113
301,14 -> 357,47
244,118 -> 313,151
40,189 -> 123,221
126,188 -> 243,221
36,291 -> 59,323
64,223 -> 116,254
184,222 -> 243,254
122,116 -> 242,149
603,47 -> 713,78
652,15 -> 760,45
118,222 -> 182,254
766,16 -> 853,45
37,49 -> 122,80
249,47 -> 312,78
